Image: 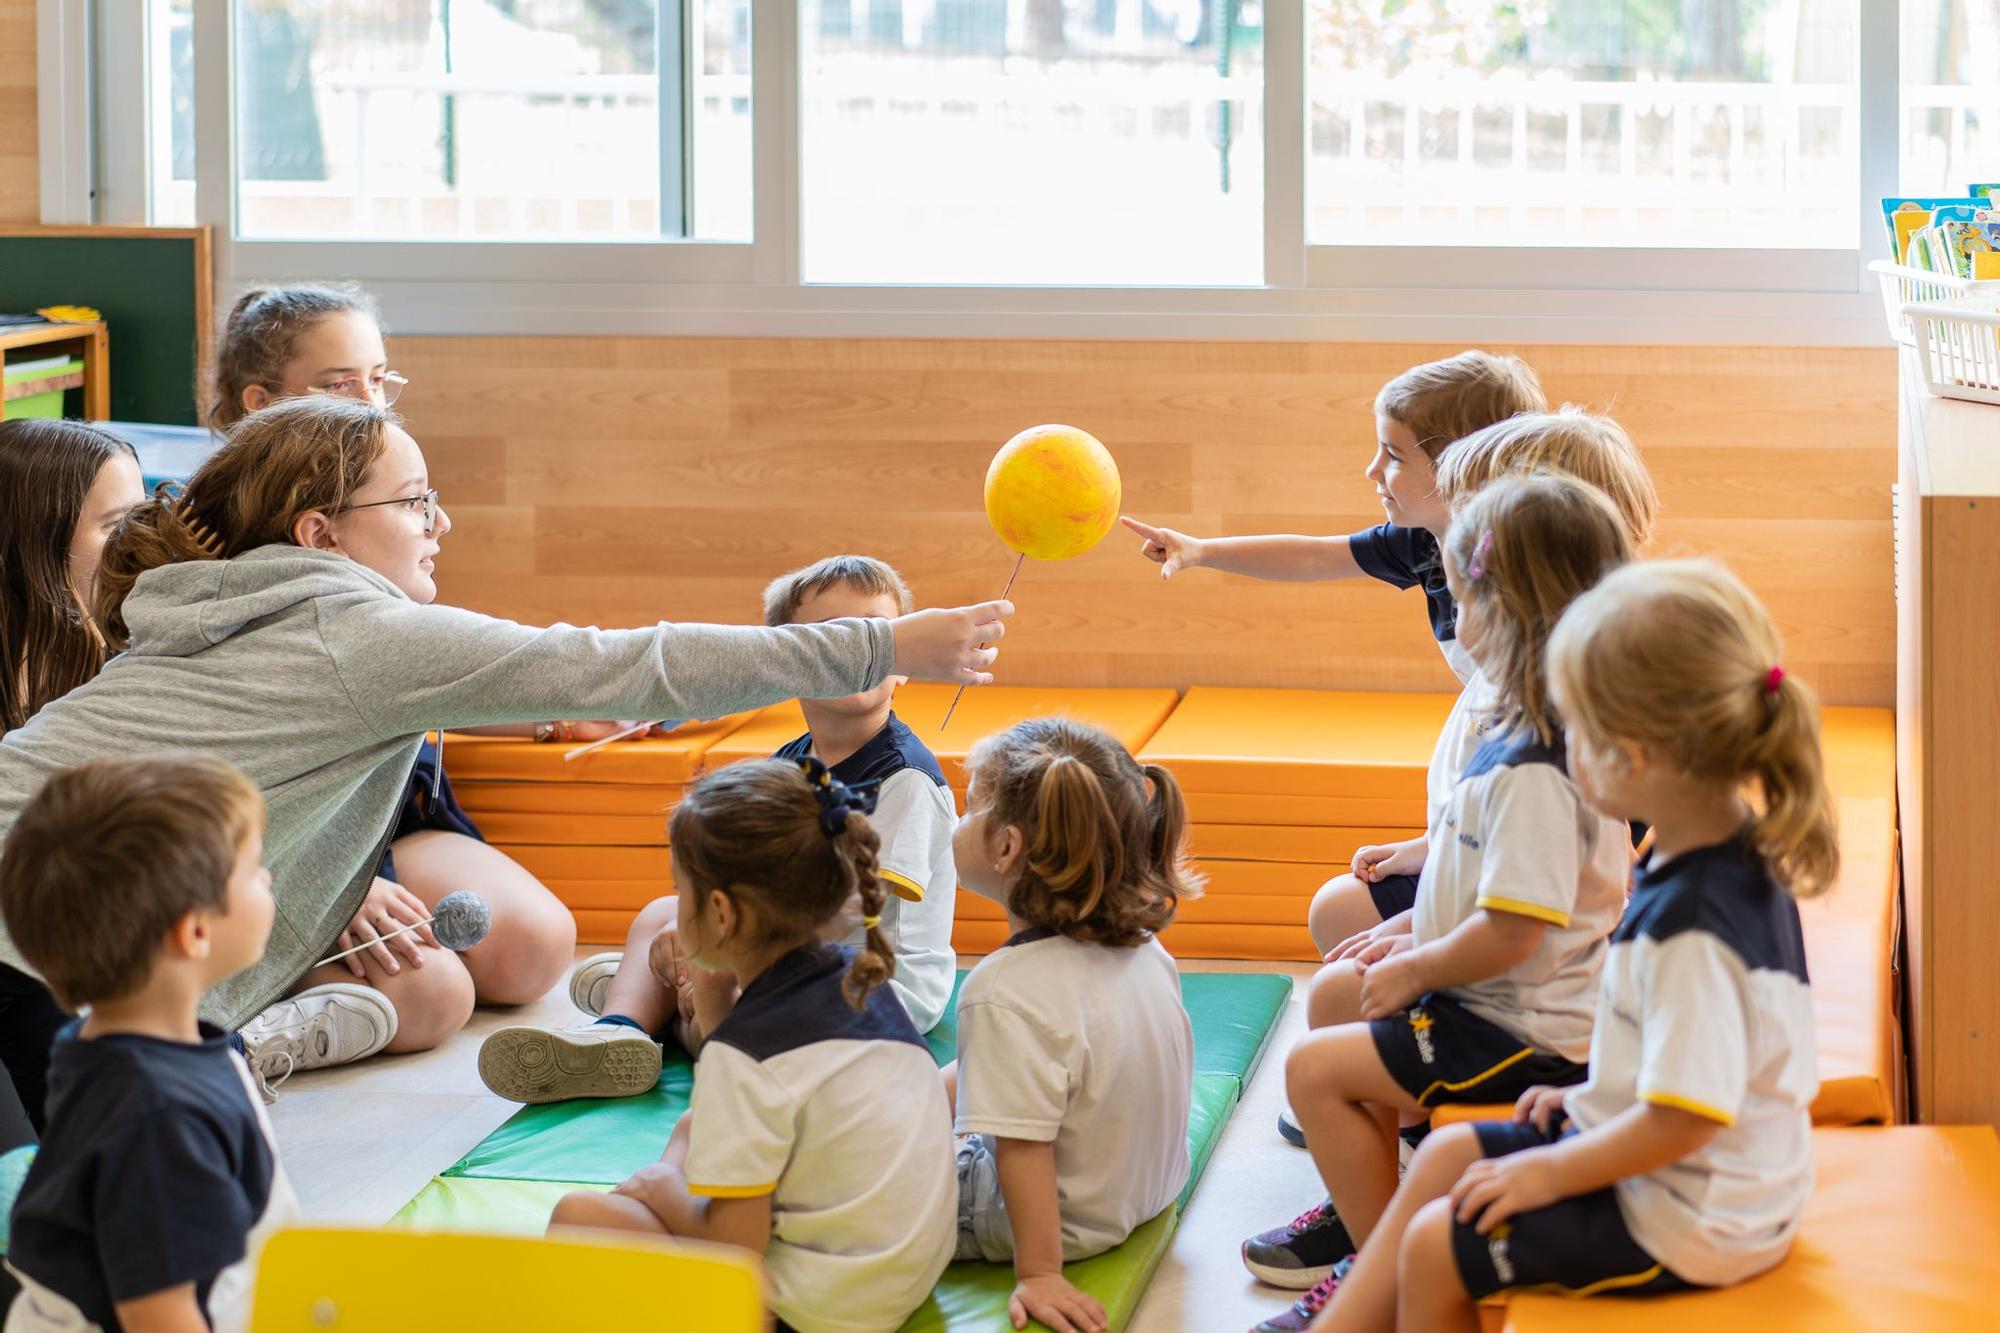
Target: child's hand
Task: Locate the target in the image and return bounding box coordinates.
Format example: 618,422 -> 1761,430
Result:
611,1161 -> 685,1221
1351,839 -> 1423,884
647,921 -> 688,992
1356,949 -> 1425,1020
1450,1148 -> 1564,1234
1351,933 -> 1412,967
1009,1272 -> 1107,1333
1513,1085 -> 1569,1131
1119,515 -> 1204,580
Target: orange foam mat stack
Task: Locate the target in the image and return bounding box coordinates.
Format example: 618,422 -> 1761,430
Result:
1135,687 -> 1456,962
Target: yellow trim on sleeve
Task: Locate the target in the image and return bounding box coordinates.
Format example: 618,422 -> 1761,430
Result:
1474,896 -> 1571,927
1642,1091 -> 1736,1126
686,1182 -> 778,1200
1416,1045 -> 1537,1108
879,868 -> 925,903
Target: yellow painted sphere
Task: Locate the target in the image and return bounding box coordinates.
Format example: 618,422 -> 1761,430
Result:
982,424 -> 1122,561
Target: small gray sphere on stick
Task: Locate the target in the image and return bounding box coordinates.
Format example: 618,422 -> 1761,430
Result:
431,890 -> 492,952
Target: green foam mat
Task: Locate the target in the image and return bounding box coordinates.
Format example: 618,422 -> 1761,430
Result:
900,1206 -> 1178,1333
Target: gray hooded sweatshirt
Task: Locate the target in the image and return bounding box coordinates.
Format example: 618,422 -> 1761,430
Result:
0,545 -> 893,1027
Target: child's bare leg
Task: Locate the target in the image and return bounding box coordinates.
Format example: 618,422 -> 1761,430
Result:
549,1189 -> 669,1236
1287,1025 -> 1421,1249
1308,874 -> 1383,959
1306,960 -> 1366,1031
1394,1200 -> 1480,1333
596,896 -> 680,1034
939,1061 -> 958,1118
1312,1125 -> 1485,1332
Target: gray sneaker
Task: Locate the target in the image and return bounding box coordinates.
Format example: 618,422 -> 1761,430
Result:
567,952 -> 623,1018
238,983 -> 399,1099
477,1023 -> 661,1105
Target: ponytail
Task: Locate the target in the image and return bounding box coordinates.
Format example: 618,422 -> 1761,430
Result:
965,718 -> 1199,948
830,807 -> 895,1009
1746,675 -> 1839,899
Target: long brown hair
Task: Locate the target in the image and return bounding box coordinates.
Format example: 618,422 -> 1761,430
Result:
964,717 -> 1200,947
1443,474 -> 1633,745
208,283 -> 382,430
669,759 -> 894,1008
0,420 -> 141,732
1548,559 -> 1838,897
93,396 -> 393,648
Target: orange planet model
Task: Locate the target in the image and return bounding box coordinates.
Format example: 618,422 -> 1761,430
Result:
983,424 -> 1123,561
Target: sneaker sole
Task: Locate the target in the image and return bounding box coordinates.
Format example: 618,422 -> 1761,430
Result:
1239,1245 -> 1336,1291
477,1027 -> 662,1105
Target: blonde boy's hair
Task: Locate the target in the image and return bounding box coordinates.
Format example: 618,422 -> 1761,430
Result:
1442,475 -> 1633,746
1547,559 -> 1838,898
762,555 -> 914,627
1374,351 -> 1548,460
1434,406 -> 1660,548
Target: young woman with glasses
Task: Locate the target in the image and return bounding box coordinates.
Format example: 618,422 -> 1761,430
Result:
0,396 -> 1012,1093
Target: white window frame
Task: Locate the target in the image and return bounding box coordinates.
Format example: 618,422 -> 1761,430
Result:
60,0 -> 1903,344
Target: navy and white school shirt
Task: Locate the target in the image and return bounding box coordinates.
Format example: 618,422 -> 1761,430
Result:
1348,523 -> 1474,681
5,1022 -> 296,1333
684,945 -> 955,1333
1565,829 -> 1817,1286
773,712 -> 958,1031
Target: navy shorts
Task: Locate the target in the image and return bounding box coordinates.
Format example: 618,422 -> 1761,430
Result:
1367,872 -> 1420,918
378,739 -> 486,883
1453,1119 -> 1696,1300
1370,992 -> 1586,1109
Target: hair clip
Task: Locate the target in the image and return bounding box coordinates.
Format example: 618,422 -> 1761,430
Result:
1764,665 -> 1786,695
793,757 -> 879,836
173,495 -> 226,558
1466,528 -> 1494,581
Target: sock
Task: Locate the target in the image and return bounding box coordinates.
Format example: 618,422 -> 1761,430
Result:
594,1014 -> 647,1034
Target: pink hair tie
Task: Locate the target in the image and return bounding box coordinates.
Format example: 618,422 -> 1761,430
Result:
1467,529 -> 1494,581
1764,665 -> 1785,695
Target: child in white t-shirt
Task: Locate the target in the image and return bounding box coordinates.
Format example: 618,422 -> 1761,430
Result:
1243,475 -> 1634,1331
1314,558 -> 1832,1331
946,718 -> 1201,1333
478,556 -> 959,1105
546,758 -> 956,1333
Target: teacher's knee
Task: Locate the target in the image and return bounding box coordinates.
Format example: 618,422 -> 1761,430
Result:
468,892 -> 577,1006
379,949 -> 477,1054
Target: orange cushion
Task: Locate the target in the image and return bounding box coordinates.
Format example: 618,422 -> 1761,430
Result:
1184,792 -> 1432,827
449,782 -> 687,815
469,811 -> 676,846
1137,687 -> 1455,798
1192,824 -> 1422,864
1499,1127 -> 2000,1330
705,683 -> 1180,775
440,715 -> 756,785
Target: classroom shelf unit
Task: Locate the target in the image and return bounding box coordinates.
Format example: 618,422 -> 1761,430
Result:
0,319 -> 109,420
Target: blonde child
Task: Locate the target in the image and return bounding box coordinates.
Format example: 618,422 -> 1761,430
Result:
547,759 -> 956,1333
1243,476 -> 1633,1330
1,756 -> 297,1333
947,719 -> 1200,1333
1310,559 -> 1831,1332
478,555 -> 959,1104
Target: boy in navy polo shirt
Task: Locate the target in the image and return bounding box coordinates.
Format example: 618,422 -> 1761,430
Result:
1,756 -> 296,1333
478,555 -> 958,1105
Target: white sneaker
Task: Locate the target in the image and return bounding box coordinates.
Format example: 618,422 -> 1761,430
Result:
568,951 -> 623,1017
477,1023 -> 661,1105
238,983 -> 399,1099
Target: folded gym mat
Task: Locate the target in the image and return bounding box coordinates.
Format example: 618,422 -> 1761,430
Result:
1137,687 -> 1455,799
440,715 -> 755,785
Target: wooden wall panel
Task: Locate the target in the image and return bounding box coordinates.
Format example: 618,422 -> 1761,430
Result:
0,0 -> 36,223
396,338 -> 1897,705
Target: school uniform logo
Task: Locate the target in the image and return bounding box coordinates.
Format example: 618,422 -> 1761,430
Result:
1409,1008 -> 1437,1066
1487,1223 -> 1516,1285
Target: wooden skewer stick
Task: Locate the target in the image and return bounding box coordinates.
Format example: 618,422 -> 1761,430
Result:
940,551 -> 1026,733
564,720 -> 662,761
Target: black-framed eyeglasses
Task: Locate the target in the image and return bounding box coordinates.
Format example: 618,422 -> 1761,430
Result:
339,488 -> 439,535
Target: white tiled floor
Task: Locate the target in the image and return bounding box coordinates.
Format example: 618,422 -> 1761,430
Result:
267,952 -> 1321,1331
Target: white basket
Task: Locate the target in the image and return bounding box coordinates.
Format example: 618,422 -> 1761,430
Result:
1903,300 -> 2000,405
1871,260 -> 2000,345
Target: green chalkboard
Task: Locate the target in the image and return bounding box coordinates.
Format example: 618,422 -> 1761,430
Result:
0,229 -> 209,425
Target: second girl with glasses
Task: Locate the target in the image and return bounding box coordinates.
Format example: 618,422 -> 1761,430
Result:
207,285 -> 653,1084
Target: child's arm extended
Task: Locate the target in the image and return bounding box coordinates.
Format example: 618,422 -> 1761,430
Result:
1120,517 -> 1363,583
1354,908 -> 1545,1020
115,1285 -> 210,1333
609,1162 -> 775,1254
994,1136 -> 1108,1333
1448,1103 -> 1722,1234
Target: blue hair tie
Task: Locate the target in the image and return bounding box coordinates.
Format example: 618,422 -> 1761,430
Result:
795,757 -> 879,837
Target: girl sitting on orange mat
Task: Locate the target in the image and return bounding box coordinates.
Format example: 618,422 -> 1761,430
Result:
944,718 -> 1200,1333
1244,475 -> 1635,1332
546,759 -> 957,1333
1310,559 -> 1831,1331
